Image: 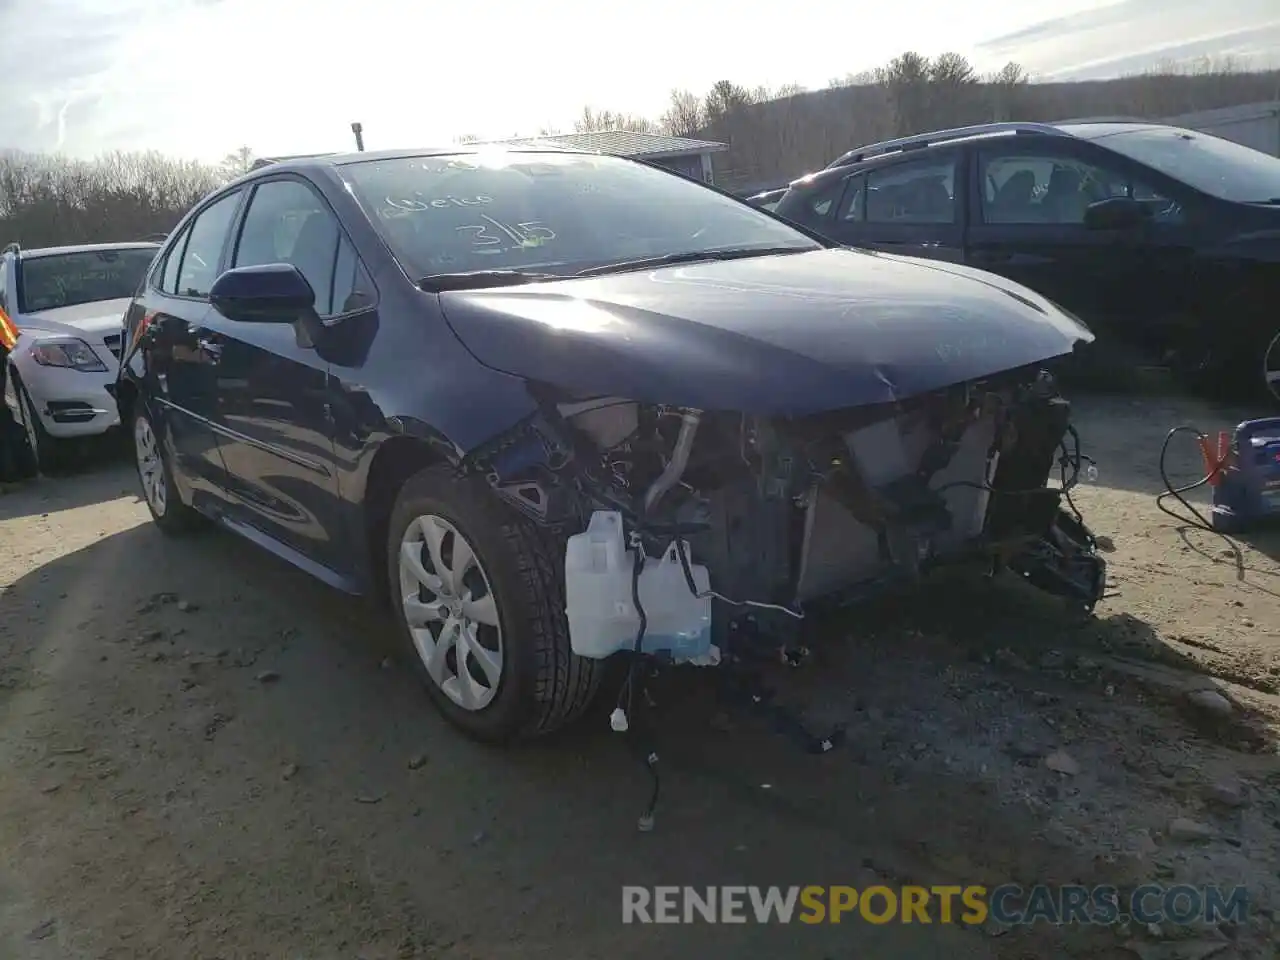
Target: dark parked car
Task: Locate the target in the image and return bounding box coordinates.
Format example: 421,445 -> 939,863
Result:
745,187 -> 788,212
116,147 -> 1105,744
775,121 -> 1280,397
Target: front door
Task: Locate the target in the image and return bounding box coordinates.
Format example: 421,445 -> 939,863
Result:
829,150 -> 967,264
964,142 -> 1196,363
140,189 -> 245,503
202,176 -> 354,578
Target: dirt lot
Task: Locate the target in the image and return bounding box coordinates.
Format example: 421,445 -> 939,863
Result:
1,393 -> 1279,960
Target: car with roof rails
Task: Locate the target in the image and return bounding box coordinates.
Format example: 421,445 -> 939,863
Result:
774,120 -> 1280,400
745,187 -> 789,212
2,240 -> 161,472
115,145 -> 1107,745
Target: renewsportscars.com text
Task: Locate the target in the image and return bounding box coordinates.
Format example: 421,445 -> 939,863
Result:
621,884 -> 1249,926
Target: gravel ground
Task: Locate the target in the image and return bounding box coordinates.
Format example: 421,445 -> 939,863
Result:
1,393 -> 1278,960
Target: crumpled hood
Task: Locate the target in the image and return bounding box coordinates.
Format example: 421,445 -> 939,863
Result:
18,298 -> 130,342
438,247 -> 1093,415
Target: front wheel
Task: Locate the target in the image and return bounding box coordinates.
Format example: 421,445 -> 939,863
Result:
387,465 -> 602,743
15,379 -> 65,474
133,408 -> 202,534
1265,330 -> 1280,404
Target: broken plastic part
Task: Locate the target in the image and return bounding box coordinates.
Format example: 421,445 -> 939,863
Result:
637,813 -> 655,832
610,707 -> 629,732
1085,463 -> 1099,483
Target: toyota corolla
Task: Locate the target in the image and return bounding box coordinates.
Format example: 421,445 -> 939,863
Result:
115,147 -> 1106,744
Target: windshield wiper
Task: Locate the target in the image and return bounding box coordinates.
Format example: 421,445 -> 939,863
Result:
575,245 -> 813,277
417,269 -> 561,292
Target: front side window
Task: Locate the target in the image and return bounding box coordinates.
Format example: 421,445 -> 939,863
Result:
233,179 -> 372,318
1098,127 -> 1280,204
865,155 -> 958,225
342,152 -> 820,280
979,150 -> 1180,225
16,247 -> 158,313
175,191 -> 242,298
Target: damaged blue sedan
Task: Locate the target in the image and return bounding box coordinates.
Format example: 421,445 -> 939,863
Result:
116,147 -> 1106,743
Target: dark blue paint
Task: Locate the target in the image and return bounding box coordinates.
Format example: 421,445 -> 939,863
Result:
118,149 -> 1094,596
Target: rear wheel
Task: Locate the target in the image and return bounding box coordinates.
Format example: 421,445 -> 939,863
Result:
387,465 -> 601,743
133,408 -> 202,534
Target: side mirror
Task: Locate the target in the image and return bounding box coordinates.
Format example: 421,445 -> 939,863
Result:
209,263 -> 315,323
1083,197 -> 1149,231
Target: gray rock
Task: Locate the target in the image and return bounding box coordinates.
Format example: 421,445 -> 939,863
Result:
1167,817 -> 1215,843
1185,689 -> 1233,716
1045,749 -> 1080,776
1205,778 -> 1247,808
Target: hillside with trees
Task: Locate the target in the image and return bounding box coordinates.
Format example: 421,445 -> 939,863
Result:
587,53 -> 1280,192
3,53 -> 1279,249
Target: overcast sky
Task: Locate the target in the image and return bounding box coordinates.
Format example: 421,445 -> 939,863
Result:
0,0 -> 1276,162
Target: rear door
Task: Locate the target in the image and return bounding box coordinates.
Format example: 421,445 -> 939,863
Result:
136,189 -> 245,503
830,150 -> 967,263
201,175 -> 368,577
964,139 -> 1197,357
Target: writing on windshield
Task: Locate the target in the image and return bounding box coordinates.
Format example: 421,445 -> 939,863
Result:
345,152 -> 817,278
18,248 -> 156,313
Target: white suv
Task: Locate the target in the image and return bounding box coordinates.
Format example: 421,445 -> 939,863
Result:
1,241 -> 159,471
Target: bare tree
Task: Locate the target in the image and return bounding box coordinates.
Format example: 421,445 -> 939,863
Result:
0,149 -> 225,247
661,89 -> 705,137
574,106 -> 656,134
703,80 -> 755,126
876,51 -> 933,135
219,146 -> 255,180
985,62 -> 1030,121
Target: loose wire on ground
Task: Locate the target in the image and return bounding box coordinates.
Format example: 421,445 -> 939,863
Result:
1156,424 -> 1235,550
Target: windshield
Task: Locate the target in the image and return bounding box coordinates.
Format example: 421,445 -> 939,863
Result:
1097,128 -> 1280,203
342,152 -> 821,279
17,247 -> 157,313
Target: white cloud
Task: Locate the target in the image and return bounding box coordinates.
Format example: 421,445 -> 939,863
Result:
0,0 -> 1273,161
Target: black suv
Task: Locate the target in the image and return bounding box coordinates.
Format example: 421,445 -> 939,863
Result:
774,121 -> 1280,397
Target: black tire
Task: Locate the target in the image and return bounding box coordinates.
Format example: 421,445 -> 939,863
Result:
15,378 -> 66,474
132,406 -> 203,535
386,464 -> 602,743
1264,329 -> 1280,406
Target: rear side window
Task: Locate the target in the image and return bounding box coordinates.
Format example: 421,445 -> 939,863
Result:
798,178 -> 844,220
233,179 -> 374,318
159,231 -> 187,295
175,191 -> 242,298
837,173 -> 867,222
865,155 -> 958,224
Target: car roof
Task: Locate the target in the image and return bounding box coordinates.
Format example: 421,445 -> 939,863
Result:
822,119 -> 1183,173
15,241 -> 160,260
247,144 -> 587,174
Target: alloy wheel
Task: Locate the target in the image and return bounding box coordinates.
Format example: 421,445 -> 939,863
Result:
1266,331 -> 1280,403
134,415 -> 167,517
398,514 -> 504,711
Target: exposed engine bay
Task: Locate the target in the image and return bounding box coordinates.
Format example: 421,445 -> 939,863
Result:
466,366 -> 1107,667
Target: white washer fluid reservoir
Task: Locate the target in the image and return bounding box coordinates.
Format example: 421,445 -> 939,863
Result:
564,511 -> 713,662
